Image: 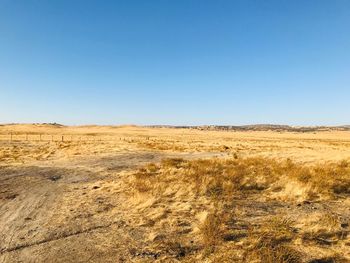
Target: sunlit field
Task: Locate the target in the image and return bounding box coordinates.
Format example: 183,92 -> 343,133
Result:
0,124 -> 349,262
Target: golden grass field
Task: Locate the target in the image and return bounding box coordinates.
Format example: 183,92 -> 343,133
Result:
1,124 -> 350,262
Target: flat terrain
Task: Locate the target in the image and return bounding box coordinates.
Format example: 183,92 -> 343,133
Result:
0,124 -> 350,262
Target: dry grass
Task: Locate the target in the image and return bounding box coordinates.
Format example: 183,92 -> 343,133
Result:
302,212 -> 348,247
131,156 -> 350,261
200,210 -> 224,251
2,125 -> 350,262
134,157 -> 350,200
244,217 -> 301,263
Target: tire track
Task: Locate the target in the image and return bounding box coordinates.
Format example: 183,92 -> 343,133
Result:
0,220 -> 124,254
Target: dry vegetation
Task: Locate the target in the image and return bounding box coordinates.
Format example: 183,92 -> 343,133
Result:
130,157 -> 350,262
1,124 -> 350,262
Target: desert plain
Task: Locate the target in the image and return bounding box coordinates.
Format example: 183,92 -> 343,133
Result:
0,124 -> 350,262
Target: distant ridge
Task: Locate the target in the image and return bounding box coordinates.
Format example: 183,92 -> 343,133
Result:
1,123 -> 349,133
146,124 -> 350,132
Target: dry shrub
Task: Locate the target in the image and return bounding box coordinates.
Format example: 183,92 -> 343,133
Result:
134,163 -> 159,179
305,162 -> 350,196
338,160 -> 349,168
205,178 -> 224,198
161,158 -> 186,168
182,157 -> 275,199
302,212 -> 347,245
253,217 -> 295,248
245,217 -> 301,263
255,245 -> 301,263
133,163 -> 160,192
200,210 -> 224,253
133,179 -> 153,192
320,213 -> 341,230
308,255 -> 349,263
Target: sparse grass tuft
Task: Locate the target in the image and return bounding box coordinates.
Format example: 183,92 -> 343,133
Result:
302,212 -> 347,246
161,158 -> 186,168
254,245 -> 301,263
245,216 -> 301,263
133,163 -> 160,192
200,210 -> 224,253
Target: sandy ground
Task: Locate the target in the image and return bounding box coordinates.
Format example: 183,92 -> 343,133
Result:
0,125 -> 350,262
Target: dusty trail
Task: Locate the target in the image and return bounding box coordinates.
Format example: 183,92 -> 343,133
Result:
0,150 -> 224,263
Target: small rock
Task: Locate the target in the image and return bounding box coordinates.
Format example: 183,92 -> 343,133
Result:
341,222 -> 349,228
49,175 -> 61,181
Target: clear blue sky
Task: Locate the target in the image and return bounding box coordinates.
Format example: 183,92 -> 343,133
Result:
1,0 -> 349,126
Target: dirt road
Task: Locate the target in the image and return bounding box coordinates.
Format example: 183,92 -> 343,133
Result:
0,150 -> 224,262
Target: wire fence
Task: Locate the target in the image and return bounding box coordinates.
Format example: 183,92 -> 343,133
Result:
0,133 -> 201,144
0,133 -> 149,142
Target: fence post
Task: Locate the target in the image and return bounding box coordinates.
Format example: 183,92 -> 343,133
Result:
62,135 -> 64,142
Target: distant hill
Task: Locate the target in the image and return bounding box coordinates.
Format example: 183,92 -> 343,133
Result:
147,124 -> 350,132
